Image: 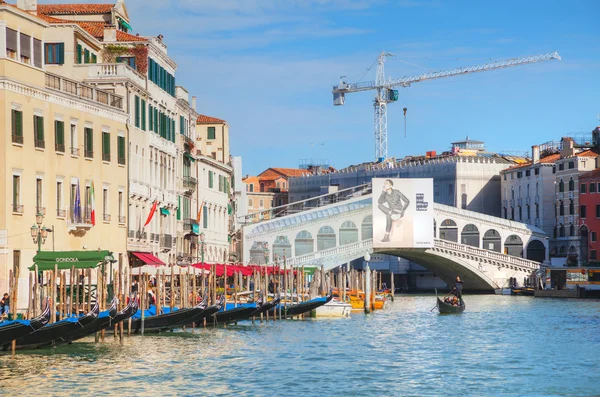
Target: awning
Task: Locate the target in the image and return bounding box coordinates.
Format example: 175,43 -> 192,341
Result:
183,152 -> 196,162
30,250 -> 113,271
160,208 -> 170,216
118,17 -> 133,31
131,251 -> 165,267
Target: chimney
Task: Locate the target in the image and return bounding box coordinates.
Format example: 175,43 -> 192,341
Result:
103,26 -> 117,42
532,145 -> 540,164
17,0 -> 37,13
191,96 -> 197,112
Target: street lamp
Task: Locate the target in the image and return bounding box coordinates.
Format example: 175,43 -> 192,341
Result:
31,212 -> 50,253
199,232 -> 206,267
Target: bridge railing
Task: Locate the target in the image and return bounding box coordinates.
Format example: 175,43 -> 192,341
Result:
239,183 -> 372,226
434,239 -> 542,271
280,239 -> 373,267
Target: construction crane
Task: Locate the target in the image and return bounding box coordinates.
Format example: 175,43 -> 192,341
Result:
332,51 -> 561,162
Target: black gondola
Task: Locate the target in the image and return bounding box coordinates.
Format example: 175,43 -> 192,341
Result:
274,295 -> 333,318
111,296 -> 139,324
0,301 -> 51,346
191,296 -> 224,327
58,297 -> 121,344
129,298 -> 208,334
3,302 -> 100,350
211,306 -> 257,324
437,297 -> 465,314
248,295 -> 280,318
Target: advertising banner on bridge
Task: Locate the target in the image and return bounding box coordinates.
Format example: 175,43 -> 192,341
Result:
372,178 -> 434,249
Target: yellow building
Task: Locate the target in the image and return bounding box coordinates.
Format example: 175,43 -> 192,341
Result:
0,1 -> 128,309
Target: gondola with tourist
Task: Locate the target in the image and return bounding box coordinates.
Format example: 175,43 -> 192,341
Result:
0,302 -> 51,347
3,302 -> 100,350
436,296 -> 465,314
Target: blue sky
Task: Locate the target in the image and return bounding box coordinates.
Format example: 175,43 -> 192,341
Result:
55,0 -> 600,175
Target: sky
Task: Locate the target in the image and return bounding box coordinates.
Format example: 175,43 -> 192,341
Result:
53,0 -> 600,175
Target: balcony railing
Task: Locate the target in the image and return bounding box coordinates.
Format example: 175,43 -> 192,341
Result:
12,134 -> 23,144
36,207 -> 46,215
128,230 -> 134,238
183,176 -> 198,189
151,233 -> 159,242
85,63 -> 146,90
85,150 -> 94,159
12,204 -> 23,213
45,72 -> 124,110
118,156 -> 126,166
161,234 -> 173,250
34,140 -> 45,149
55,143 -> 65,153
119,215 -> 126,224
66,206 -> 93,226
56,209 -> 66,218
102,153 -> 111,162
71,147 -> 80,157
103,214 -> 111,222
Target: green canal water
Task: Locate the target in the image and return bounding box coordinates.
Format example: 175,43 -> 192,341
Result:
1,295 -> 599,397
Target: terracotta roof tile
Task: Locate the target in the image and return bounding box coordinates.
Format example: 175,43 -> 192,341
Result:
67,21 -> 146,42
504,153 -> 560,171
270,168 -> 310,177
576,149 -> 599,158
197,115 -> 226,124
580,168 -> 600,180
37,3 -> 114,15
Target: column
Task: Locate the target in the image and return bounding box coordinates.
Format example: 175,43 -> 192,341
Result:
0,21 -> 6,58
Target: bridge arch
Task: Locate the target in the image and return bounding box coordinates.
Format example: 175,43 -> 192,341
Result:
361,215 -> 373,240
317,226 -> 336,251
526,239 -> 545,262
340,221 -> 359,245
482,229 -> 501,252
295,231 -> 314,256
461,224 -> 480,248
505,235 -> 524,257
439,219 -> 458,242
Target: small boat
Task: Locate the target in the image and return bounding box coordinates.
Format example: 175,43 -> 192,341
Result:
191,296 -> 224,327
248,295 -> 280,318
5,302 -> 99,350
129,297 -> 208,334
0,302 -> 51,346
511,287 -> 535,296
312,299 -> 352,318
211,303 -> 257,324
111,296 -> 140,323
437,297 -> 465,314
275,295 -> 333,318
58,297 -> 123,344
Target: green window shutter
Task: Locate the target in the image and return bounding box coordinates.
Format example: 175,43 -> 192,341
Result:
135,96 -> 140,128
203,206 -> 208,229
91,53 -> 97,64
207,127 -> 216,140
103,132 -> 110,159
55,120 -> 64,147
141,99 -> 146,131
149,105 -> 153,131
12,110 -> 23,138
118,136 -> 125,164
180,116 -> 184,135
209,171 -> 213,188
226,178 -> 230,195
166,116 -> 170,140
148,58 -> 153,80
84,48 -> 89,64
58,43 -> 65,64
35,116 -> 44,142
77,44 -> 82,64
85,128 -> 93,156
154,108 -> 158,133
171,120 -> 175,141
177,196 -> 181,220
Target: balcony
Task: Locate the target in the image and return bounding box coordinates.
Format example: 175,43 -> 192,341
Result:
84,63 -> 146,90
45,72 -> 123,110
55,142 -> 65,153
71,147 -> 80,157
102,153 -> 111,162
183,218 -> 199,233
118,215 -> 126,224
161,234 -> 173,251
36,207 -> 46,216
66,206 -> 93,230
12,204 -> 23,214
118,156 -> 126,166
128,230 -> 135,238
103,213 -> 111,222
56,209 -> 66,218
84,150 -> 94,159
12,134 -> 23,144
34,139 -> 45,149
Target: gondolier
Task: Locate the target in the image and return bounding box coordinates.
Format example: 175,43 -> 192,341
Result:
451,276 -> 463,298
377,179 -> 410,243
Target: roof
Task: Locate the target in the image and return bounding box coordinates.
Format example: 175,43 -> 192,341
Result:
503,153 -> 560,171
576,149 -> 599,158
37,3 -> 114,15
197,115 -> 226,124
74,21 -> 146,42
263,168 -> 309,178
580,168 -> 600,181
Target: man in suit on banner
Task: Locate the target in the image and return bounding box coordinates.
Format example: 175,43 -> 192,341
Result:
378,179 -> 410,243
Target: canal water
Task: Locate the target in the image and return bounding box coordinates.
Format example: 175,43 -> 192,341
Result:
1,295 -> 599,396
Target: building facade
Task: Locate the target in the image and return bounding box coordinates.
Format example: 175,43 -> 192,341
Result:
244,168 -> 309,216
579,165 -> 600,264
0,1 -> 129,305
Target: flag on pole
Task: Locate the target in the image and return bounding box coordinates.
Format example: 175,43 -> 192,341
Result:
74,181 -> 82,223
196,200 -> 205,224
90,181 -> 96,226
144,200 -> 158,228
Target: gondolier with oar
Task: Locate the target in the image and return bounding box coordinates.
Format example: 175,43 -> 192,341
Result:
450,276 -> 463,299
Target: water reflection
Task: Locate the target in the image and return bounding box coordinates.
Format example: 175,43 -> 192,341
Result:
1,296 -> 599,396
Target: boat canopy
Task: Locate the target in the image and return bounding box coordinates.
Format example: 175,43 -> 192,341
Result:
30,250 -> 113,271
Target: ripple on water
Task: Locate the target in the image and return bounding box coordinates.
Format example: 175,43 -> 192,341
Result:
1,295 -> 600,396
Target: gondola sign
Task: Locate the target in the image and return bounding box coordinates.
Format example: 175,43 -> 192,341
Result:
372,178 -> 434,249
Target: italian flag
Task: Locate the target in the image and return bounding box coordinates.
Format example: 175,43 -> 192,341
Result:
90,182 -> 96,226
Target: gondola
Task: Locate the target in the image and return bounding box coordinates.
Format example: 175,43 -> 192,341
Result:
129,298 -> 208,334
274,295 -> 333,318
437,297 -> 465,314
111,296 -> 139,323
248,295 -> 280,318
210,302 -> 258,324
4,302 -> 99,350
0,301 -> 51,346
57,297 -> 121,344
191,296 -> 224,327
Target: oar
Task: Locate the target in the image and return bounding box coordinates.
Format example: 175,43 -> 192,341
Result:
429,288 -> 439,312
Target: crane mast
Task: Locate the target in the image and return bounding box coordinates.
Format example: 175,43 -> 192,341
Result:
333,51 -> 561,162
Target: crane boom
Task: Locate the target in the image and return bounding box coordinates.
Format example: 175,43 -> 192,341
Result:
332,51 -> 561,161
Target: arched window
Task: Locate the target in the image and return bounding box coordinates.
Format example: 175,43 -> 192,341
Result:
461,224 -> 480,248
295,231 -> 314,256
483,229 -> 501,252
569,177 -> 575,191
361,215 -> 373,240
504,235 -> 524,257
260,183 -> 265,192
569,199 -> 574,215
559,201 -> 564,216
559,179 -> 564,193
317,226 -> 336,251
339,221 -> 359,245
570,224 -> 575,237
439,219 -> 458,242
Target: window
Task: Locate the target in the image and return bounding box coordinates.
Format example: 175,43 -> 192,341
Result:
56,181 -> 63,217
118,136 -> 126,165
12,175 -> 21,212
526,205 -> 530,220
503,174 -> 506,181
11,109 -> 23,144
569,178 -> 574,191
536,204 -> 539,219
218,175 -> 223,192
84,127 -> 93,158
249,184 -> 254,192
570,224 -> 575,237
568,161 -> 575,169
559,201 -> 564,216
581,205 -> 587,219
84,48 -> 90,64
55,120 -> 65,152
116,56 -> 136,69
20,32 -> 31,64
259,199 -> 264,208
70,183 -> 77,222
596,204 -> 600,218
517,171 -> 523,178
591,250 -> 597,261
141,99 -> 146,131
149,105 -> 154,131
248,198 -> 253,207
102,131 -> 111,162
76,44 -> 83,64
203,206 -> 208,228
526,170 -> 530,177
511,208 -> 514,220
44,43 -> 64,65
558,163 -> 564,171
70,124 -> 78,156
518,206 -> 522,220
207,127 -> 216,140
103,188 -> 109,221
503,208 -> 507,219
552,166 -> 556,174
6,28 -> 17,59
209,171 -> 214,188
559,180 -> 564,193
34,115 -> 45,148
135,96 -> 140,128
592,232 -> 597,242
581,184 -> 587,194
559,226 -> 565,237
91,53 -> 97,63
118,191 -> 124,223
534,168 -> 540,175
591,183 -> 597,194
147,58 -> 175,96
569,200 -> 574,215
36,178 -> 43,213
